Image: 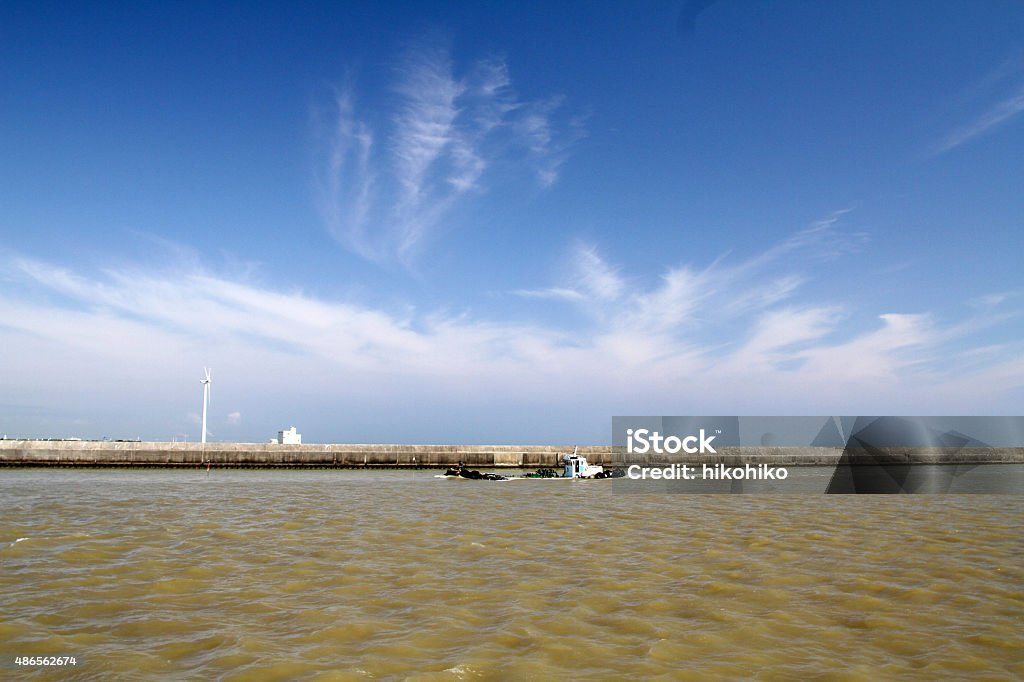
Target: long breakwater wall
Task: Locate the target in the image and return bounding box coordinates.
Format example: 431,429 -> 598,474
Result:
1,440 -> 1022,468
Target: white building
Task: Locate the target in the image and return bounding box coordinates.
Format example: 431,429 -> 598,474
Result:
271,426 -> 301,444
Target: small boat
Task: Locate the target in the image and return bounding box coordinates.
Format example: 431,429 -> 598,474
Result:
561,447 -> 623,478
438,448 -> 625,481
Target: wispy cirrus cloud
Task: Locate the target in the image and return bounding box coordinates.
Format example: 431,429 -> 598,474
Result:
513,244 -> 625,305
935,54 -> 1024,154
937,84 -> 1024,154
511,287 -> 585,302
515,211 -> 866,333
315,42 -> 582,265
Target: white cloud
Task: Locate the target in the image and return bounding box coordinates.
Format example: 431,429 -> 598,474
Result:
512,287 -> 585,302
575,246 -> 626,302
732,306 -> 839,371
512,245 -> 626,306
937,84 -> 1024,153
316,42 -> 581,264
1,217 -> 1021,441
970,291 -> 1018,312
795,313 -> 934,383
935,54 -> 1024,154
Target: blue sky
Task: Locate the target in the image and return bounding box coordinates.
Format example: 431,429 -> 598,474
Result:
1,1 -> 1022,444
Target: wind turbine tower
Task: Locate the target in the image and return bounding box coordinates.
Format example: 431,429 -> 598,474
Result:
200,367 -> 212,444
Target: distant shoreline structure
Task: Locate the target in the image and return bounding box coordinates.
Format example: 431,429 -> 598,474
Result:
1,440 -> 1021,468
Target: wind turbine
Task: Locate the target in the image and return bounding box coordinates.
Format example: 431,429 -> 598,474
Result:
200,367 -> 212,444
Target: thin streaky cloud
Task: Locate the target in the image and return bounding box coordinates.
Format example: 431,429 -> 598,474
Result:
731,306 -> 840,372
316,42 -> 581,265
530,212 -> 864,335
315,89 -> 376,261
574,245 -> 626,302
970,291 -> 1019,311
512,287 -> 586,301
936,83 -> 1024,154
937,52 -> 1024,155
952,49 -> 1024,105
741,208 -> 865,271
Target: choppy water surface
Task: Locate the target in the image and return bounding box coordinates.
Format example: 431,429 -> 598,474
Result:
1,469 -> 1022,681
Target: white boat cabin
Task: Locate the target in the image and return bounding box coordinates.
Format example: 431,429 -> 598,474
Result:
563,448 -> 604,478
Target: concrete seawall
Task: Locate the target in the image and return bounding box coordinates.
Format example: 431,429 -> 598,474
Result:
1,440 -> 1022,468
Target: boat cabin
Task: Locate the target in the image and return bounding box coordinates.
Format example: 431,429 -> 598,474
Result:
563,449 -> 604,478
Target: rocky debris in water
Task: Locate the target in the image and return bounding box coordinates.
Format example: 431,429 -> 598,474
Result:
523,468 -> 559,478
444,466 -> 507,480
593,468 -> 626,479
